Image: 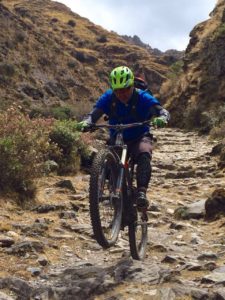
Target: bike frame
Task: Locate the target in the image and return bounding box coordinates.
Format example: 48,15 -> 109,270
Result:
109,132 -> 134,202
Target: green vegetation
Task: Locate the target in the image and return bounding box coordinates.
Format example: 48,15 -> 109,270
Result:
212,24 -> 225,39
49,119 -> 89,175
167,60 -> 184,79
0,63 -> 16,83
0,106 -> 54,199
30,106 -> 75,120
0,106 -> 89,200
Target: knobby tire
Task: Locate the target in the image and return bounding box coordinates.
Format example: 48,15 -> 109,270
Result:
128,204 -> 148,260
89,149 -> 123,248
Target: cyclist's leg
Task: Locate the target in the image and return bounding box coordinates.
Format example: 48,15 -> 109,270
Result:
127,136 -> 153,207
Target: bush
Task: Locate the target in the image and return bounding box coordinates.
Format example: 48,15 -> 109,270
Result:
49,120 -> 88,174
29,106 -> 75,120
0,106 -> 55,199
50,106 -> 73,120
67,20 -> 76,27
212,24 -> 225,39
97,35 -> 107,43
0,63 -> 15,78
210,121 -> 225,140
167,60 -> 184,79
51,18 -> 58,23
15,30 -> 27,43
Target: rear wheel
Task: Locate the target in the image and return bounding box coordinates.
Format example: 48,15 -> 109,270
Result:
128,204 -> 148,260
89,150 -> 122,248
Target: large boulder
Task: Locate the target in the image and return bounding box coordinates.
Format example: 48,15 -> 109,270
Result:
205,188 -> 225,220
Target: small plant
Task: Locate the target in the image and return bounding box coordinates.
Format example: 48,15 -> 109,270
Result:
67,60 -> 78,69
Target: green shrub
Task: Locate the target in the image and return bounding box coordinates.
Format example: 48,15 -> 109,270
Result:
15,30 -> 27,43
212,24 -> 225,40
97,35 -> 107,43
67,20 -> 76,27
167,60 -> 184,79
210,121 -> 225,140
0,106 -> 55,199
49,120 -> 87,174
29,106 -> 74,120
0,63 -> 15,77
51,106 -> 73,120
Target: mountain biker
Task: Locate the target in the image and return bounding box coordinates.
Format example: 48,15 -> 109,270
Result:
78,66 -> 170,208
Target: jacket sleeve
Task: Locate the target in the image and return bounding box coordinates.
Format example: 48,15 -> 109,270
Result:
83,90 -> 113,124
149,105 -> 170,122
84,107 -> 104,124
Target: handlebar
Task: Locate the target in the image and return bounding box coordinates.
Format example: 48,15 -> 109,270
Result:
90,120 -> 152,131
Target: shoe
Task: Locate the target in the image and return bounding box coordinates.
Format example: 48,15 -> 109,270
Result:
137,191 -> 149,208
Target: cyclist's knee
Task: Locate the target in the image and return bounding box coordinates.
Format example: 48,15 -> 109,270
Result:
136,152 -> 152,163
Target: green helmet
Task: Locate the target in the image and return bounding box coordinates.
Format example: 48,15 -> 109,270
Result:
109,66 -> 134,90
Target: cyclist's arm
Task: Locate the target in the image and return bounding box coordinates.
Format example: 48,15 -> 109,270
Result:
149,105 -> 170,122
83,90 -> 112,124
84,107 -> 104,124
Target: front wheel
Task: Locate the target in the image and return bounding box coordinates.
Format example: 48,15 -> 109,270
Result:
128,205 -> 148,260
89,150 -> 123,248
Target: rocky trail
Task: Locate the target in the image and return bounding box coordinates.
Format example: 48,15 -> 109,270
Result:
0,128 -> 225,300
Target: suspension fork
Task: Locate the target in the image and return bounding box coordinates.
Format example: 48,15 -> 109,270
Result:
114,145 -> 127,197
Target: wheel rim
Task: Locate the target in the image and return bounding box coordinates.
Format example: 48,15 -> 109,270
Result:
133,210 -> 148,258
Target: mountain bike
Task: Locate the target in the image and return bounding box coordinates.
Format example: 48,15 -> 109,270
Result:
89,121 -> 151,260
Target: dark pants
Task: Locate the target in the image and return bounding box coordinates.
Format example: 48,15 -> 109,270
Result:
126,135 -> 153,190
126,135 -> 153,161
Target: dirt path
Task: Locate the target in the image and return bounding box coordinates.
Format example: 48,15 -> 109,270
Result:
0,128 -> 225,300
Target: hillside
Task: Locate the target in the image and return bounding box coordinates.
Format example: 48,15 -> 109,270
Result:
162,0 -> 225,134
0,0 -> 172,119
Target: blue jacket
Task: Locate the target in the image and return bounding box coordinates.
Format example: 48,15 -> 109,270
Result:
94,89 -> 161,142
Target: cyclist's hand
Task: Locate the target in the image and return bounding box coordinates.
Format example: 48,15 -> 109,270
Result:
76,120 -> 92,132
152,117 -> 167,128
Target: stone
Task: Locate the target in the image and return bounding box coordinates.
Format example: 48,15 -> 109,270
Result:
174,199 -> 206,220
34,204 -> 66,213
37,255 -> 49,266
161,255 -> 178,264
0,235 -> 15,247
0,291 -> 14,300
27,267 -> 41,276
205,188 -> 225,220
197,252 -> 218,261
201,273 -> 225,284
58,210 -> 76,219
54,179 -> 76,192
6,241 -> 44,256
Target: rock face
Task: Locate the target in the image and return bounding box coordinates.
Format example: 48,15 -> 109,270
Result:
162,0 -> 225,132
0,0 -> 169,115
